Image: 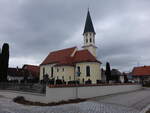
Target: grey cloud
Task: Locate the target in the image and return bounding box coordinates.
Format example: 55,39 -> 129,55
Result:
0,0 -> 150,72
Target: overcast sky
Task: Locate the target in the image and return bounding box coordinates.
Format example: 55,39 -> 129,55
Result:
0,0 -> 150,72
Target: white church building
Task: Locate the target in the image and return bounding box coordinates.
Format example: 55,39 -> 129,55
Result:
40,10 -> 102,84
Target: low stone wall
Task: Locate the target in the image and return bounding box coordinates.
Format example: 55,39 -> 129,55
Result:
0,84 -> 142,103
0,90 -> 46,102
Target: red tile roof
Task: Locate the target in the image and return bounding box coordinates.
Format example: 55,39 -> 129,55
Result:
132,66 -> 150,76
22,64 -> 39,77
41,47 -> 100,66
41,47 -> 76,65
8,68 -> 29,77
73,50 -> 100,63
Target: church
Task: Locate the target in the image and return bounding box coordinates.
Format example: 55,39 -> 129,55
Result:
40,10 -> 102,84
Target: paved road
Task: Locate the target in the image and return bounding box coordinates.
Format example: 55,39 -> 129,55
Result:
90,88 -> 150,111
0,88 -> 149,113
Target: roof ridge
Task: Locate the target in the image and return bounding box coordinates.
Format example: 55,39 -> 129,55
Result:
50,46 -> 77,53
134,66 -> 150,68
76,49 -> 88,52
23,64 -> 39,67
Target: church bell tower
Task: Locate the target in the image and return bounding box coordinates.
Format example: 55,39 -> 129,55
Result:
82,10 -> 97,57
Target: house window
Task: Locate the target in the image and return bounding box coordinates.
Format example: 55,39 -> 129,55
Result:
51,67 -> 53,77
86,66 -> 90,76
62,76 -> 64,80
77,66 -> 80,76
90,38 -> 92,43
86,38 -> 88,43
57,68 -> 59,72
82,78 -> 85,83
62,68 -> 64,72
69,76 -> 71,80
43,67 -> 45,76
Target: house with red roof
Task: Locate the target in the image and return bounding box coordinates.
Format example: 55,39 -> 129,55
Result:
22,64 -> 40,81
132,66 -> 150,83
40,10 -> 102,84
7,65 -> 39,83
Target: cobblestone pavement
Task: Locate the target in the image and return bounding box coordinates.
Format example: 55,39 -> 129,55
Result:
0,97 -> 139,113
0,88 -> 149,113
91,88 -> 150,111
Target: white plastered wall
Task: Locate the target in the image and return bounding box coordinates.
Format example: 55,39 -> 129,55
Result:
75,62 -> 101,84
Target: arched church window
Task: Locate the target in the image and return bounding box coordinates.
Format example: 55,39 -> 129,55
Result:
77,66 -> 80,76
86,66 -> 90,76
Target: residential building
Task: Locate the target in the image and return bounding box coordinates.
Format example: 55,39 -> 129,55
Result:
22,64 -> 40,81
132,66 -> 150,83
7,67 -> 29,83
111,69 -> 122,83
7,64 -> 40,83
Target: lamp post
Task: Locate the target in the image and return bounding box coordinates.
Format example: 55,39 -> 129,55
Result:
75,71 -> 81,99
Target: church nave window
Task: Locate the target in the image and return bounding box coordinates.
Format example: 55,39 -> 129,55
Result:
77,66 -> 80,76
86,66 -> 90,76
